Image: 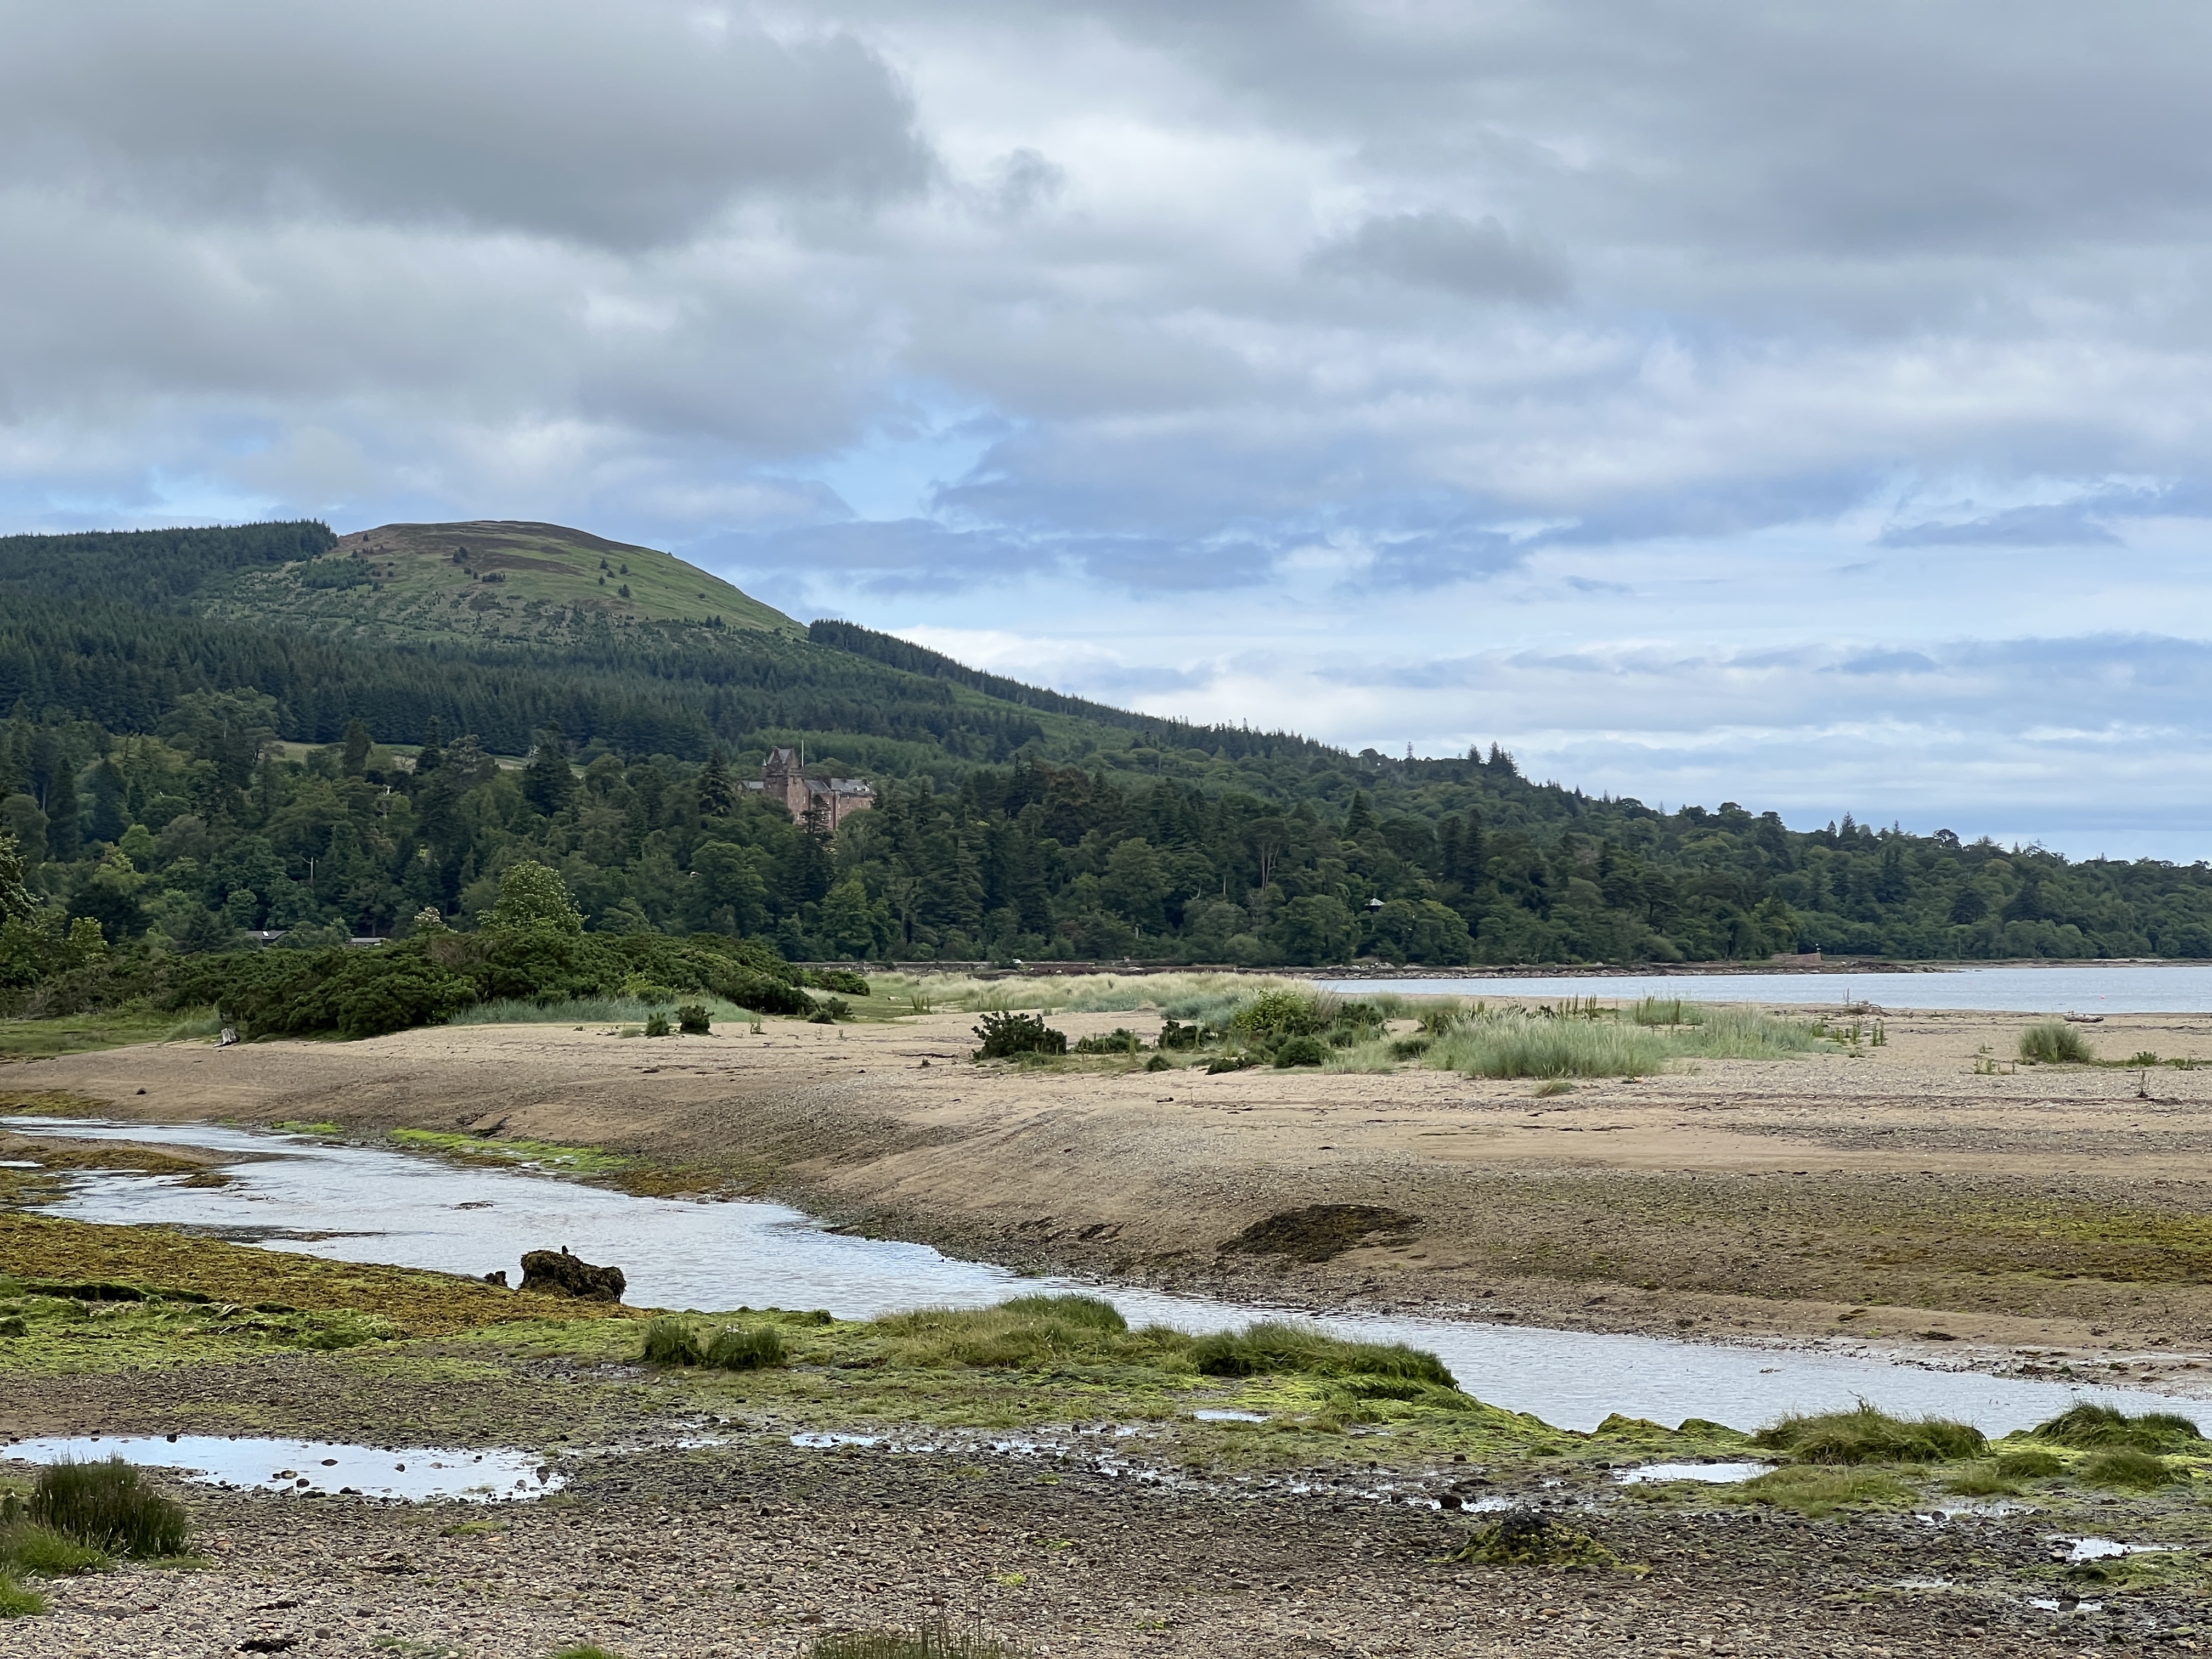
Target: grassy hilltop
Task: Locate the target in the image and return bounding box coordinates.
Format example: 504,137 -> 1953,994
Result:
199,520 -> 800,648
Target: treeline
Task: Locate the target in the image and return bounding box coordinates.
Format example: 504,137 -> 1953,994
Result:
7,704 -> 2212,1001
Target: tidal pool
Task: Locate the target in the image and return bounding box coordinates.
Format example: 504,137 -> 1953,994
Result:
13,1116 -> 2211,1435
0,1434 -> 558,1501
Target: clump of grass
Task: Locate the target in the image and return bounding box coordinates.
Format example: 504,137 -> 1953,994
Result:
1630,997 -> 1703,1027
2031,1402 -> 2203,1451
1942,1463 -> 2025,1497
552,1646 -> 628,1659
29,1459 -> 188,1559
1753,1403 -> 1985,1464
1740,1465 -> 1911,1517
640,1315 -> 707,1367
1995,1448 -> 2064,1479
811,1618 -> 1022,1659
1186,1321 -> 1456,1387
1321,1037 -> 1399,1074
872,1295 -> 1165,1370
1446,1510 -> 1617,1570
2020,1021 -> 2094,1064
0,1575 -> 46,1617
1426,1013 -> 1670,1079
0,1521 -> 109,1577
1679,1007 -> 1824,1057
704,1323 -> 787,1370
2079,1449 -> 2176,1489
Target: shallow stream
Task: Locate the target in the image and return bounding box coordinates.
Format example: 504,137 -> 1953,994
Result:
13,1116 -> 2210,1435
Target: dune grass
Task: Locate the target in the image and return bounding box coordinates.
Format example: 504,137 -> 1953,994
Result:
447,994 -> 756,1027
1419,1004 -> 1826,1079
1752,1403 -> 1985,1464
2020,1020 -> 2095,1063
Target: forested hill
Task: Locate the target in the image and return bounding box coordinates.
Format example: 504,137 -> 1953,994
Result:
1,518 -> 2210,973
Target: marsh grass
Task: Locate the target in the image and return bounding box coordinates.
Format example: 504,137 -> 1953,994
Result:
1740,1465 -> 1911,1517
2079,1449 -> 2176,1489
705,1323 -> 787,1370
1942,1462 -> 2026,1497
2031,1402 -> 2203,1451
2020,1021 -> 2095,1064
0,1575 -> 44,1617
1753,1403 -> 1985,1464
1186,1321 -> 1458,1387
30,1459 -> 187,1558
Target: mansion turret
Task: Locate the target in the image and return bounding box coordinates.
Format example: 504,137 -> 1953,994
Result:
743,747 -> 874,830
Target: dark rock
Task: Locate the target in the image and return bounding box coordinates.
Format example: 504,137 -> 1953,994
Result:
518,1247 -> 625,1302
482,1269 -> 509,1288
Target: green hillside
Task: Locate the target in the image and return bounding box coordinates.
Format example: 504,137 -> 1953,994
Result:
198,520 -> 800,648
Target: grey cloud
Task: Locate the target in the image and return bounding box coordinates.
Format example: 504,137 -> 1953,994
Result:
1308,212 -> 1567,304
0,2 -> 928,248
1880,504 -> 2123,547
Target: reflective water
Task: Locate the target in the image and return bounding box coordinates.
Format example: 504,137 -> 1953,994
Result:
0,1434 -> 558,1501
1323,963 -> 2212,1014
14,1116 -> 2212,1435
1614,1461 -> 1773,1485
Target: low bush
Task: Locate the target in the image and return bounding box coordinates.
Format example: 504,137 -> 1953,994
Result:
2020,1021 -> 2094,1064
1273,1034 -> 1328,1068
1072,1028 -> 1142,1055
2080,1449 -> 2176,1489
1753,1403 -> 1985,1464
1388,1035 -> 1430,1059
1144,1053 -> 1171,1071
805,968 -> 872,997
705,1323 -> 787,1370
644,1012 -> 672,1037
1155,1018 -> 1204,1051
1741,1465 -> 1911,1516
676,1003 -> 712,1035
1228,989 -> 1326,1046
971,1011 -> 1066,1060
29,1458 -> 188,1558
1203,1053 -> 1253,1074
2031,1403 -> 2203,1451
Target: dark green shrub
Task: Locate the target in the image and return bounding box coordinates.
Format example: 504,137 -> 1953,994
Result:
644,1012 -> 671,1037
1753,1404 -> 1985,1464
1273,1034 -> 1328,1068
808,996 -> 850,1024
1156,1018 -> 1203,1050
1389,1035 -> 1430,1059
1144,1053 -> 1171,1071
1228,989 -> 1325,1046
1073,1028 -> 1142,1054
1204,1053 -> 1252,1074
29,1459 -> 188,1558
972,1011 -> 1066,1059
805,968 -> 871,996
705,1323 -> 787,1370
2019,1021 -> 2093,1063
2080,1449 -> 2176,1489
640,1316 -> 706,1367
2032,1402 -> 2203,1451
676,1003 -> 712,1035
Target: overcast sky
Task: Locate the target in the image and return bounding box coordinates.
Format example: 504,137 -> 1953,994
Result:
5,2 -> 2210,856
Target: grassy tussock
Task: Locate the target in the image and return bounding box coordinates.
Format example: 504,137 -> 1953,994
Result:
2079,1449 -> 2176,1489
0,1575 -> 44,1617
2019,1020 -> 2095,1063
641,1315 -> 789,1371
1425,1016 -> 1671,1079
30,1459 -> 187,1559
2031,1402 -> 2202,1451
0,1521 -> 107,1576
1741,1465 -> 1911,1516
1753,1403 -> 1985,1464
1187,1321 -> 1457,1387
